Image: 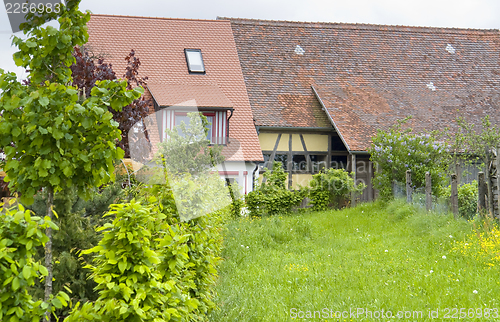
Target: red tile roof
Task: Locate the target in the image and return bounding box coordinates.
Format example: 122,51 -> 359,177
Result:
225,17 -> 500,151
87,15 -> 263,161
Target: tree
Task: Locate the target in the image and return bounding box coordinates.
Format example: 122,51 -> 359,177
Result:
154,112 -> 230,221
369,117 -> 447,200
157,112 -> 224,176
71,46 -> 151,158
27,180 -> 127,318
0,2 -> 142,320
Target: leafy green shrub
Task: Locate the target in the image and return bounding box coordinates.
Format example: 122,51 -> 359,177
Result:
0,200 -> 70,321
245,162 -> 303,216
369,118 -> 447,200
142,184 -> 227,320
69,200 -> 181,321
66,181 -> 228,321
442,181 -> 478,219
306,168 -> 365,211
227,181 -> 244,219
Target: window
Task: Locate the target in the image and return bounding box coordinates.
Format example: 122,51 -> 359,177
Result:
292,155 -> 307,171
330,155 -> 348,169
311,155 -> 328,172
261,154 -> 288,171
331,135 -> 347,151
174,114 -> 192,136
174,113 -> 213,142
205,115 -> 213,141
184,49 -> 205,73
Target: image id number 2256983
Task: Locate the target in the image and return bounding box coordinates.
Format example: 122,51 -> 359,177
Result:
5,2 -> 61,14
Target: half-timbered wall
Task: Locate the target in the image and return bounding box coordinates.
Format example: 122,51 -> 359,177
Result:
258,130 -> 376,202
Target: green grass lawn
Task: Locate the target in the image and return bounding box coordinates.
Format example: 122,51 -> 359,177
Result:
209,200 -> 500,321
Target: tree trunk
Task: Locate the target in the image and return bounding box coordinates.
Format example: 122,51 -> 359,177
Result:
43,187 -> 54,322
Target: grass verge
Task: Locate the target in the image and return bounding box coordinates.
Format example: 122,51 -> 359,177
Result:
209,200 -> 500,321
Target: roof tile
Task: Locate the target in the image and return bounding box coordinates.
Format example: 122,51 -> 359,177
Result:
88,15 -> 263,161
225,17 -> 500,151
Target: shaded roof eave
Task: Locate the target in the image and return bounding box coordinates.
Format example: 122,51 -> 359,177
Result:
311,86 -> 351,153
256,125 -> 334,131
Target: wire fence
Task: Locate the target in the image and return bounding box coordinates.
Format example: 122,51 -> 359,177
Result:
393,181 -> 450,213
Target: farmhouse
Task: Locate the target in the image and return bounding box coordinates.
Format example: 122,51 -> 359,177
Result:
86,15 -> 263,194
223,17 -> 500,201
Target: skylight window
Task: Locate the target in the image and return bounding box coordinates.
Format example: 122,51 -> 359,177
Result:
185,49 -> 205,73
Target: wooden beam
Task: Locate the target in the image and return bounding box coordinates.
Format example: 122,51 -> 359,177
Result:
299,134 -> 312,172
327,134 -> 332,169
268,133 -> 282,164
263,133 -> 282,184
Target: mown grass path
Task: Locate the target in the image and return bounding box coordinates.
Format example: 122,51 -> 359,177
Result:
209,200 -> 500,321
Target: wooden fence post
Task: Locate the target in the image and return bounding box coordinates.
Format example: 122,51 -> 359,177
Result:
288,134 -> 293,190
451,174 -> 458,218
406,170 -> 412,203
478,171 -> 487,214
496,145 -> 500,218
425,172 -> 432,211
351,154 -> 357,207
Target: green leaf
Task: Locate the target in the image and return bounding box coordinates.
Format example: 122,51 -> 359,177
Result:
52,298 -> 63,309
118,261 -> 126,273
12,277 -> 20,291
82,118 -> 91,129
26,40 -> 37,48
47,26 -> 57,36
22,266 -> 31,279
13,211 -> 24,222
13,54 -> 24,67
0,122 -> 12,134
53,129 -> 64,140
39,97 -> 50,107
39,266 -> 48,276
66,88 -> 78,95
27,227 -> 36,237
74,104 -> 85,114
12,127 -> 21,137
63,167 -> 73,177
49,176 -> 61,186
41,159 -> 52,169
16,306 -> 23,318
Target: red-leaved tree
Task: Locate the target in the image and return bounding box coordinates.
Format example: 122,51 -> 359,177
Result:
71,47 -> 151,158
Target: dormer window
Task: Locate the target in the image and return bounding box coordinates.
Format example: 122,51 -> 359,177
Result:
185,49 -> 205,73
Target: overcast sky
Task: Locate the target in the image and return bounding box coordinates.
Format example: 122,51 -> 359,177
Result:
1,0 -> 500,79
